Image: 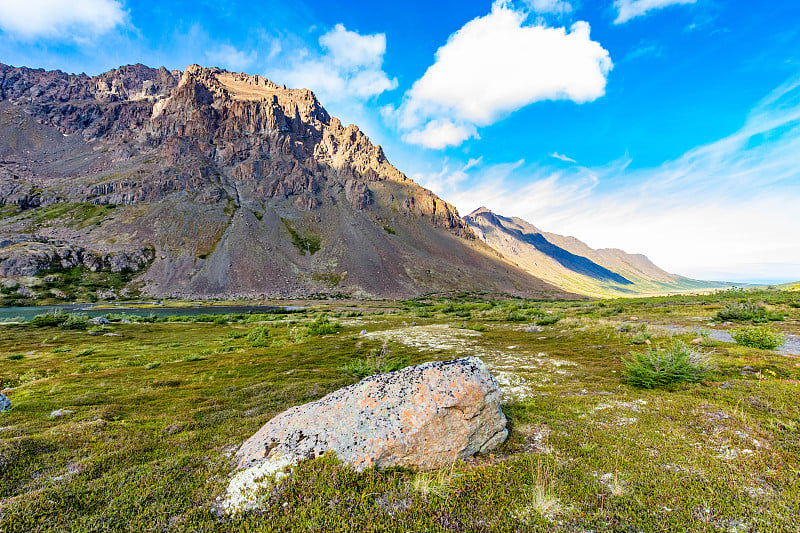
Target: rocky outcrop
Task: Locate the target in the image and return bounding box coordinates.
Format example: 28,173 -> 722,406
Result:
224,357 -> 507,511
0,241 -> 154,277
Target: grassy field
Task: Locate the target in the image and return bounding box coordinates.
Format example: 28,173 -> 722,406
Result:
0,290 -> 799,531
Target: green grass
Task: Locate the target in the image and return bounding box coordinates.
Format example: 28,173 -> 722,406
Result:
0,292 -> 798,531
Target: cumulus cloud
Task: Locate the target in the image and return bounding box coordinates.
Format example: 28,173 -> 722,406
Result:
613,0 -> 697,25
395,2 -> 612,149
274,24 -> 397,104
423,74 -> 800,282
0,0 -> 127,40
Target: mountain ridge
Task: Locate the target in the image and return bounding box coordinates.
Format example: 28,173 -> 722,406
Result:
0,62 -> 573,301
464,206 -> 729,297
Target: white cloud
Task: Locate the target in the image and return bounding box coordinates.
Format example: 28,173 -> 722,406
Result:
549,152 -> 577,163
0,0 -> 127,40
318,24 -> 386,70
396,2 -> 611,148
402,120 -> 477,149
613,0 -> 697,25
525,0 -> 573,15
429,74 -> 800,282
273,24 -> 397,104
205,44 -> 258,72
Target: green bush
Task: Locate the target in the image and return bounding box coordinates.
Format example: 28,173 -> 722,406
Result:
730,326 -> 785,350
6,354 -> 24,360
29,310 -> 88,330
535,314 -> 562,326
29,310 -> 68,327
716,301 -> 784,323
306,315 -> 341,336
246,325 -> 271,347
623,341 -> 712,389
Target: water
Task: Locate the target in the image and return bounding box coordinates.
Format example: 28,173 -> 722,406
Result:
0,303 -> 303,322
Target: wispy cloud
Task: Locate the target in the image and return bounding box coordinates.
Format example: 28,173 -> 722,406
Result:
549,152 -> 577,163
613,0 -> 697,25
389,1 -> 612,149
420,74 -> 800,281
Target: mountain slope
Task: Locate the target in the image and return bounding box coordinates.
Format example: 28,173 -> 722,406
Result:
464,207 -> 728,297
0,63 -> 573,301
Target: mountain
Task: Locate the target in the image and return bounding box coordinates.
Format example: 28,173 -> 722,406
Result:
464,207 -> 728,297
0,63 -> 573,301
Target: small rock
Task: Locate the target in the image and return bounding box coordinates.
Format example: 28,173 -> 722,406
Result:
629,316 -> 639,321
524,325 -> 543,333
410,322 -> 417,326
89,317 -> 110,325
49,409 -> 74,418
359,329 -> 367,335
0,393 -> 11,412
691,338 -> 703,345
644,339 -> 652,345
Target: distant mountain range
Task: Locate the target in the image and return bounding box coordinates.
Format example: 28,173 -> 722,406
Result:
464,207 -> 729,297
0,62 -> 727,302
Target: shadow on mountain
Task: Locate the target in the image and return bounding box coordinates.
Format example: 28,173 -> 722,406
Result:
498,223 -> 633,285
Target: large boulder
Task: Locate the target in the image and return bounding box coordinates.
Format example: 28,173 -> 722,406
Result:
224,356 -> 506,511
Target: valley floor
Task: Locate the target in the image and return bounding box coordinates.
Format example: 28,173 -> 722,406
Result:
0,290 -> 799,532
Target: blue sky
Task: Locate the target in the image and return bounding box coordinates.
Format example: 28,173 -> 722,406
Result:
1,0 -> 799,283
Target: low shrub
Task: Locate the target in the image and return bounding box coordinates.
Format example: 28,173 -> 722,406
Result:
306,315 -> 341,336
339,342 -> 409,379
6,354 -> 24,360
623,341 -> 712,389
730,326 -> 784,350
535,314 -> 562,326
246,325 -> 271,347
716,301 -> 784,323
28,310 -> 88,330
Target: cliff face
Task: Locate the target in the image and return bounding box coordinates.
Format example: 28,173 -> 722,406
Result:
0,63 -> 568,300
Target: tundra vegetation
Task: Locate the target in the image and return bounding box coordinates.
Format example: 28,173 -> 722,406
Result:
0,288 -> 798,532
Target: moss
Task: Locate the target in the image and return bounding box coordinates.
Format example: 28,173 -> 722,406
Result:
281,218 -> 321,256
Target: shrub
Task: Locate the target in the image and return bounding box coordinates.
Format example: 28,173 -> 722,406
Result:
716,301 -> 784,323
623,341 -> 712,389
731,326 -> 784,350
339,342 -> 409,379
28,310 -> 88,330
535,314 -> 562,326
59,314 -> 89,330
629,332 -> 653,345
246,325 -> 271,347
7,354 -> 24,360
29,310 -> 68,327
306,315 -> 341,336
